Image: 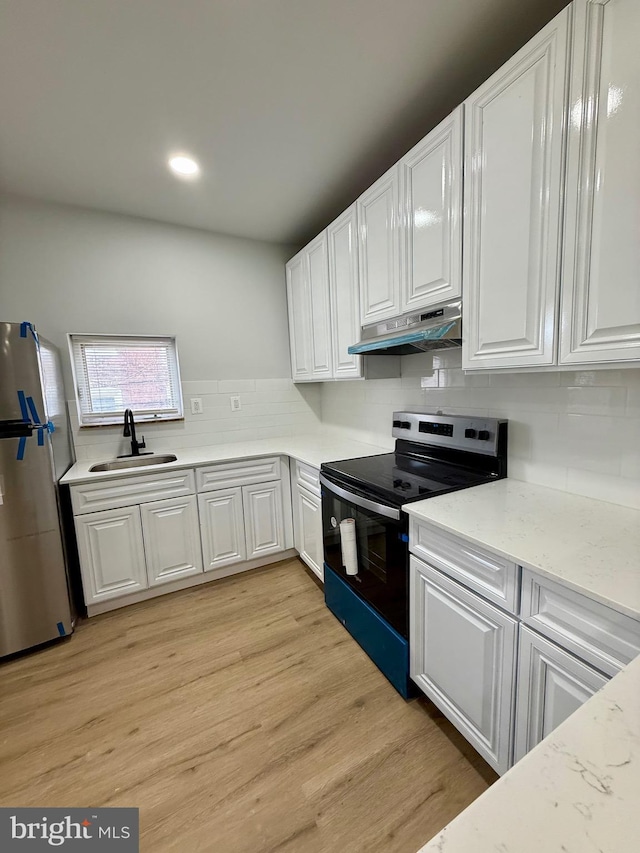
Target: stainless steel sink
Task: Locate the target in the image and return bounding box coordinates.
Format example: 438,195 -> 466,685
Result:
89,454 -> 177,472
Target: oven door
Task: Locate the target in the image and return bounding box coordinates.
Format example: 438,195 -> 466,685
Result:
320,474 -> 408,637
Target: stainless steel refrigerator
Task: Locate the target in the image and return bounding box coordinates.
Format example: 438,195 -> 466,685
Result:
0,321 -> 74,656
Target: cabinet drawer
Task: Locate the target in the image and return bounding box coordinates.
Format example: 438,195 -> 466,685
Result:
71,469 -> 196,515
521,570 -> 640,677
196,457 -> 281,492
294,460 -> 320,496
409,518 -> 519,614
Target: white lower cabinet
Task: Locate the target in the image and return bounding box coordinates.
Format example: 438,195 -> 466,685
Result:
243,480 -> 285,559
198,479 -> 286,569
75,505 -> 148,602
514,625 -> 607,763
140,495 -> 202,586
198,488 -> 246,572
410,556 -> 518,775
293,483 -> 323,581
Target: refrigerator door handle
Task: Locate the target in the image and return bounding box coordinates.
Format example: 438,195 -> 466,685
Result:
0,420 -> 34,439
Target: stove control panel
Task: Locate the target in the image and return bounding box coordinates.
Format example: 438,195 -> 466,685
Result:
392,412 -> 507,456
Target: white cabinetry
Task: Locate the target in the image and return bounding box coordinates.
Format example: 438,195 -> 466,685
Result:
286,237 -> 332,381
307,233 -> 333,378
197,458 -> 291,575
287,217 -> 366,382
514,626 -> 607,762
198,488 -> 246,572
327,204 -> 362,379
140,495 -> 202,587
401,106 -> 463,312
560,0 -> 640,363
285,249 -> 313,381
462,8 -> 570,369
410,555 -> 518,775
358,165 -> 402,325
243,481 -> 286,559
75,505 -> 147,602
358,106 -> 464,329
72,471 -> 202,609
292,461 -> 323,581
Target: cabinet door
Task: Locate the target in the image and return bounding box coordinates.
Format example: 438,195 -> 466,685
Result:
286,249 -> 313,381
306,233 -> 333,379
140,495 -> 202,586
410,556 -> 517,775
515,626 -> 608,762
293,483 -> 324,581
401,106 -> 463,312
462,8 -> 570,369
327,204 -> 362,379
243,480 -> 285,560
358,165 -> 402,325
75,506 -> 147,603
198,488 -> 246,572
560,0 -> 640,363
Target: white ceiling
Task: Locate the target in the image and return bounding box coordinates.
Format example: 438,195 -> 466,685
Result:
0,0 -> 567,245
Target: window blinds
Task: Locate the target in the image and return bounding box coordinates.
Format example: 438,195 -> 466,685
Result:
69,334 -> 183,425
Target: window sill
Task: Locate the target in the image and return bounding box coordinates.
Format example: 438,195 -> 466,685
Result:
78,417 -> 186,430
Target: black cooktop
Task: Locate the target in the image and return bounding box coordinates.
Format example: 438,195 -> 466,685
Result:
321,450 -> 498,508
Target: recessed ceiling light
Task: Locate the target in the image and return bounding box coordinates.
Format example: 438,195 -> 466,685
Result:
168,154 -> 200,178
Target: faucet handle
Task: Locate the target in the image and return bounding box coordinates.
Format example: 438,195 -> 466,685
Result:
139,436 -> 146,449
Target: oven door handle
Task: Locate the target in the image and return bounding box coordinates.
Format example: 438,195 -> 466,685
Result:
319,474 -> 401,521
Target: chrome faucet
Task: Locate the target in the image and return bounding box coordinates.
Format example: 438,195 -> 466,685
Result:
121,408 -> 147,457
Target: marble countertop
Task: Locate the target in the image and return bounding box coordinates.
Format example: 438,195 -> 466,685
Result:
404,479 -> 640,621
60,433 -> 391,486
418,651 -> 640,853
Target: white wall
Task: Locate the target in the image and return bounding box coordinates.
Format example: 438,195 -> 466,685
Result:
0,196 -> 323,459
0,195 -> 294,389
321,350 -> 640,510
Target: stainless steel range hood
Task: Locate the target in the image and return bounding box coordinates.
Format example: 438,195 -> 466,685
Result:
348,301 -> 461,356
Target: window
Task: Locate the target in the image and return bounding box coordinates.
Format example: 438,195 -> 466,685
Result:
69,334 -> 183,426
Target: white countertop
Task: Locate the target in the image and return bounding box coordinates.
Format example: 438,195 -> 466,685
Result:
404,479 -> 640,621
60,434 -> 391,486
418,651 -> 640,853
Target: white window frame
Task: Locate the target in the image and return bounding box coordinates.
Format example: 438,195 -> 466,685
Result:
68,333 -> 184,427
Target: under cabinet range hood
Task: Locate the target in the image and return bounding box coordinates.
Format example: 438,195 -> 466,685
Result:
348,301 -> 462,356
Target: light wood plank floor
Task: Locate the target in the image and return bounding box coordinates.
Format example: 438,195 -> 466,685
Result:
0,558 -> 496,852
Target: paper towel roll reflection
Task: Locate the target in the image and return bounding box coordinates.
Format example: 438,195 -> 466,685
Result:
339,518 -> 358,576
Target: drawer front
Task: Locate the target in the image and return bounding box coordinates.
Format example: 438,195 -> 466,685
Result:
521,570 -> 640,677
71,469 -> 196,515
295,460 -> 321,496
196,457 -> 281,492
409,518 -> 519,614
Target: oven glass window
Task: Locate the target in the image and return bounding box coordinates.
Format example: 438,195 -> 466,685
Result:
321,482 -> 408,637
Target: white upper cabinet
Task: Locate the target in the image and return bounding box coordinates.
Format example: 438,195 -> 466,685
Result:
560,0 -> 640,363
358,165 -> 402,325
327,204 -> 363,379
463,8 -> 571,370
286,249 -> 313,381
307,233 -> 333,378
401,106 -> 463,312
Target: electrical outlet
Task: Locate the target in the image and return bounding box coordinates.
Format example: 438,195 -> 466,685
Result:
190,397 -> 203,415
230,395 -> 241,411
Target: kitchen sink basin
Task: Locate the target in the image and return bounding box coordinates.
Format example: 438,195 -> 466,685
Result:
89,454 -> 177,472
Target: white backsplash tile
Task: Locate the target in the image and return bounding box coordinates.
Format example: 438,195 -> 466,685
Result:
68,362 -> 640,510
69,378 -> 321,462
321,361 -> 640,509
